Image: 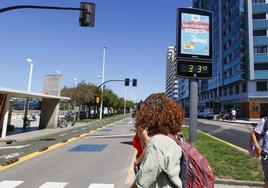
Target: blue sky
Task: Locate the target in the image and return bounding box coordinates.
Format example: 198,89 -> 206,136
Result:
0,0 -> 191,101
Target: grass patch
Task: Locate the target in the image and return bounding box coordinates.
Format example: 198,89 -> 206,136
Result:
182,128 -> 263,181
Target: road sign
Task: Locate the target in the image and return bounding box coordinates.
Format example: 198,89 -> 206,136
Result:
176,8 -> 213,79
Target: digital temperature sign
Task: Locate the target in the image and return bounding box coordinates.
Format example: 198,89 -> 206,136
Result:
176,8 -> 213,79
177,61 -> 212,79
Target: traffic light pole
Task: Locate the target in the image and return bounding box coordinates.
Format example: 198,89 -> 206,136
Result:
0,3 -> 95,27
0,5 -> 83,14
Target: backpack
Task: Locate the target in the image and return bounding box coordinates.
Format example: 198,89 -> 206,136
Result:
248,117 -> 268,158
180,142 -> 215,188
168,134 -> 215,188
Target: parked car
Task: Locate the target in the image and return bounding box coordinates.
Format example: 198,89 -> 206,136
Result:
203,108 -> 214,119
198,108 -> 214,119
131,109 -> 137,118
198,109 -> 206,118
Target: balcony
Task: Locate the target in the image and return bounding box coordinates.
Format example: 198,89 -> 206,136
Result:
254,53 -> 268,62
253,19 -> 268,29
254,36 -> 268,46
253,3 -> 268,14
255,70 -> 268,79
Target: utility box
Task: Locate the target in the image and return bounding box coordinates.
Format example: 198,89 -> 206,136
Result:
43,75 -> 62,96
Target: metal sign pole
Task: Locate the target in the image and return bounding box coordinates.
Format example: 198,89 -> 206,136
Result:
189,79 -> 198,144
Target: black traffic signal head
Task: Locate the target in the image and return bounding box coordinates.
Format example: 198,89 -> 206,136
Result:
125,78 -> 130,86
80,2 -> 95,27
132,79 -> 137,87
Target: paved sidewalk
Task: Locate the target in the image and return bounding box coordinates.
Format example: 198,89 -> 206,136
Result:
215,184 -> 262,188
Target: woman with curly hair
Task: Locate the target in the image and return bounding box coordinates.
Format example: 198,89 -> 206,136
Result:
130,93 -> 184,188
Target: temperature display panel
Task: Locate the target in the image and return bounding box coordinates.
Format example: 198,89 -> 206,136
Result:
177,61 -> 212,79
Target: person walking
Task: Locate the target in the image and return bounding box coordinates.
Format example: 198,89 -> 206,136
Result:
130,94 -> 184,188
251,111 -> 268,188
231,108 -> 237,121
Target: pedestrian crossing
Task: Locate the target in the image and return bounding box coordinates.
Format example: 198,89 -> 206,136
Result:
0,180 -> 114,188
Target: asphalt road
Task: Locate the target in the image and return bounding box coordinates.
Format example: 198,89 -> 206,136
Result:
0,116 -> 126,164
0,117 -> 256,188
188,118 -> 254,150
0,117 -> 136,188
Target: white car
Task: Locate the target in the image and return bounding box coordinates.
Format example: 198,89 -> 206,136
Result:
198,108 -> 214,119
198,109 -> 206,118
203,108 -> 214,119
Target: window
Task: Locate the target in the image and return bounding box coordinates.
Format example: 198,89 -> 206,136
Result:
242,83 -> 247,92
257,81 -> 267,91
224,88 -> 228,96
253,30 -> 267,36
252,0 -> 266,4
235,85 -> 240,94
230,86 -> 233,95
254,46 -> 268,54
255,63 -> 268,70
253,13 -> 266,20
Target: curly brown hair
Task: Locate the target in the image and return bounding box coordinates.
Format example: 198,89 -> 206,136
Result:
135,93 -> 184,137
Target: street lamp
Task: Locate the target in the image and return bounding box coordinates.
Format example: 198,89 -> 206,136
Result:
23,58 -> 33,130
73,78 -> 78,88
99,47 -> 107,119
26,58 -> 33,92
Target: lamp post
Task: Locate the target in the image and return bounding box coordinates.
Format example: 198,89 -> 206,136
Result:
99,47 -> 107,119
23,58 -> 33,130
73,78 -> 78,88
73,78 -> 79,121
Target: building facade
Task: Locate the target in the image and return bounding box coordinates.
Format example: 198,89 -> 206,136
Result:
166,46 -> 179,101
165,46 -> 189,115
193,0 -> 268,119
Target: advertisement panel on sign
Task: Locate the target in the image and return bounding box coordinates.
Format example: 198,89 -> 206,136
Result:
181,13 -> 209,56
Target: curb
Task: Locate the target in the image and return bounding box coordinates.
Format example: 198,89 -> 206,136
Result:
215,178 -> 263,187
211,119 -> 257,126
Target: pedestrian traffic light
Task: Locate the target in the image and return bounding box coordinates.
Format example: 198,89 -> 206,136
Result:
79,2 -> 95,27
125,78 -> 130,86
132,79 -> 137,87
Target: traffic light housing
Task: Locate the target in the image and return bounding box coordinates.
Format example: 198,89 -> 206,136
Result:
95,96 -> 100,104
79,2 -> 95,27
125,78 -> 130,86
132,79 -> 137,87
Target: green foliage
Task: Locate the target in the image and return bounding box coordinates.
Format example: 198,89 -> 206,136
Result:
182,128 -> 263,181
61,81 -> 135,114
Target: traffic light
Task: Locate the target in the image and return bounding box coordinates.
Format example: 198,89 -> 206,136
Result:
79,2 -> 95,27
95,96 -> 100,104
132,79 -> 137,87
125,78 -> 130,86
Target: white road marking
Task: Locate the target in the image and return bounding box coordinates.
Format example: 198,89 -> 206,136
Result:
72,130 -> 78,133
85,133 -> 135,139
88,184 -> 114,188
0,144 -> 30,150
0,152 -> 23,160
0,180 -> 24,188
182,124 -> 189,128
81,127 -> 86,130
125,151 -> 137,184
127,121 -> 133,124
59,133 -> 67,137
39,182 -> 68,188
